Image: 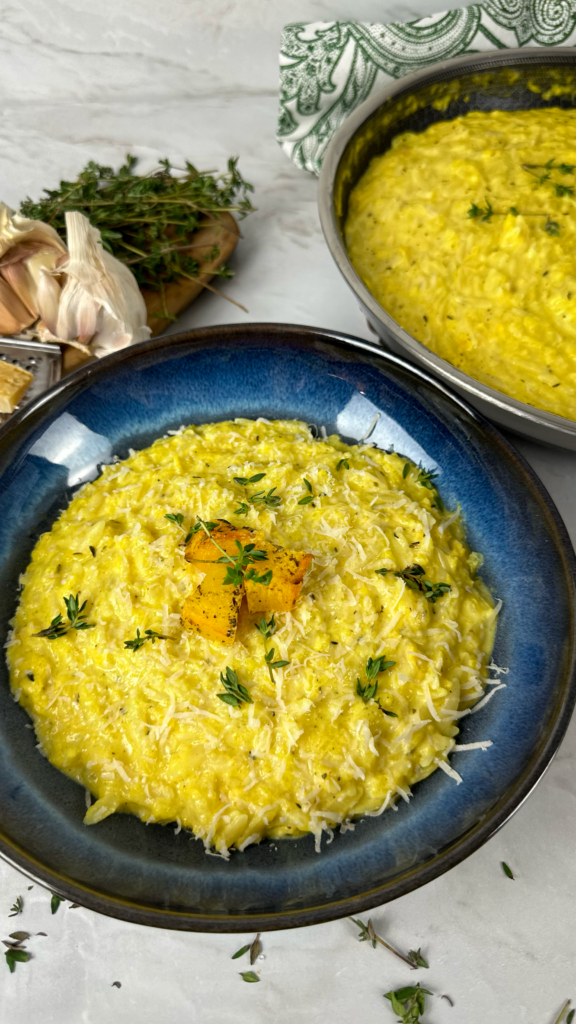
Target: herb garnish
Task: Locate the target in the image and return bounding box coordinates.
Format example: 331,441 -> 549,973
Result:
165,512 -> 184,526
336,458 -> 349,471
408,949 -> 429,969
20,155 -> 254,302
468,200 -> 494,222
258,615 -> 290,684
234,487 -> 282,514
240,970 -> 260,983
124,628 -> 173,651
189,519 -> 272,587
403,462 -> 410,479
233,473 -> 266,486
384,983 -> 432,1022
357,655 -> 396,709
33,594 -> 95,639
232,944 -> 251,959
231,933 -> 262,963
298,479 -> 314,505
217,666 -> 252,707
501,861 -> 514,880
349,917 -> 419,970
5,947 -> 31,973
376,564 -> 451,604
51,893 -> 63,914
8,897 -> 22,917
417,466 -> 437,490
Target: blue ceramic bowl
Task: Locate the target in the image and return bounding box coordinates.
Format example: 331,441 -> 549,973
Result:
0,324 -> 574,932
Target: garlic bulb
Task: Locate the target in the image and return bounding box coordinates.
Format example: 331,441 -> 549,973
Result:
37,212 -> 151,357
0,203 -> 66,334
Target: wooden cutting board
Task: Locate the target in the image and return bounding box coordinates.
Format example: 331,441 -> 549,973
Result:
62,212 -> 239,374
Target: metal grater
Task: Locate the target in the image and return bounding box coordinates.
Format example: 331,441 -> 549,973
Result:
0,338 -> 62,423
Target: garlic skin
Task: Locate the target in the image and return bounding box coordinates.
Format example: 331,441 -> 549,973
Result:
38,212 -> 151,357
0,203 -> 66,333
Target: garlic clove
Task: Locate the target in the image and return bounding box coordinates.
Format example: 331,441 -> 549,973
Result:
0,275 -> 35,333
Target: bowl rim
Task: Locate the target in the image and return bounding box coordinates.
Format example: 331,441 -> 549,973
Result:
317,46 -> 576,446
0,322 -> 575,932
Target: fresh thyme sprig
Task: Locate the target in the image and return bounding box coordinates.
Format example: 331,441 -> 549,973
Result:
376,564 -> 451,604
20,154 -> 254,295
217,666 -> 252,707
349,917 -> 419,970
384,983 -> 433,1022
8,897 -> 23,917
188,519 -> 272,587
258,615 -> 290,684
33,594 -> 95,639
124,628 -> 173,652
553,1001 -> 574,1024
357,655 -> 396,713
234,485 -> 282,515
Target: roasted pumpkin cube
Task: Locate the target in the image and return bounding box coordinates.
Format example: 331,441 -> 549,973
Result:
245,543 -> 312,613
181,569 -> 243,645
182,520 -> 257,644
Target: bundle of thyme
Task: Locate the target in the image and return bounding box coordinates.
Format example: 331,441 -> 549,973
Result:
19,154 -> 254,294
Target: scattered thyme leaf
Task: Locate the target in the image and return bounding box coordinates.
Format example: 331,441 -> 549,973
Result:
249,933 -> 262,964
8,932 -> 29,942
240,971 -> 260,983
303,478 -> 312,492
402,462 -> 410,479
544,218 -> 560,236
384,982 -> 433,1022
89,545 -> 96,557
366,655 -> 395,680
231,944 -> 251,960
124,628 -> 172,651
336,458 -> 349,470
50,893 -> 63,914
298,495 -> 314,505
375,564 -> 450,603
233,473 -> 266,486
217,666 -> 252,707
408,948 -> 429,969
379,706 -> 398,717
5,948 -> 30,973
501,861 -> 514,880
164,512 -> 184,526
357,678 -> 378,703
567,1009 -> 575,1024
8,897 -> 23,917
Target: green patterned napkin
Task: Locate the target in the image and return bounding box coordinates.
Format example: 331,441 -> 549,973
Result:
277,0 -> 576,174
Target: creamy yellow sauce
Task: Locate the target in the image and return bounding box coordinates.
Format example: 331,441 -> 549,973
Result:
345,109 -> 576,420
7,419 -> 497,856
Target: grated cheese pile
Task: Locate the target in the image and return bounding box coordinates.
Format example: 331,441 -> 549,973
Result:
7,419 -> 499,856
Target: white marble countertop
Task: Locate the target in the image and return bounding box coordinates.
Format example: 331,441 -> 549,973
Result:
0,2 -> 574,1022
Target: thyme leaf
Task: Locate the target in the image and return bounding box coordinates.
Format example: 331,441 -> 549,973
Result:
408,948 -> 429,969
19,155 -> 254,293
336,458 -> 349,471
501,861 -> 514,880
5,948 -> 30,972
298,495 -> 314,505
33,594 -> 95,639
217,666 -> 252,707
233,473 -> 266,486
51,893 -> 63,914
124,628 -> 172,652
384,983 -> 432,1022
249,933 -> 262,965
164,512 -> 184,526
402,462 -> 410,479
8,897 -> 23,917
231,944 -> 251,960
239,971 -> 260,983
375,564 -> 451,604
